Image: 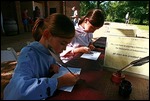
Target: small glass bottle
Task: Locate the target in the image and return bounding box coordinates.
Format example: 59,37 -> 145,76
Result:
119,79 -> 132,97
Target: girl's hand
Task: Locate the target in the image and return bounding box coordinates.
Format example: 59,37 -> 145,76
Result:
89,44 -> 95,50
57,72 -> 80,88
82,47 -> 91,53
74,46 -> 91,53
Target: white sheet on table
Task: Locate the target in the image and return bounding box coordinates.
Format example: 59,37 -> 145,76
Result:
80,51 -> 101,60
51,66 -> 81,92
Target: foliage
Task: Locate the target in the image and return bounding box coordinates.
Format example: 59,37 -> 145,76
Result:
80,1 -> 149,25
80,1 -> 97,17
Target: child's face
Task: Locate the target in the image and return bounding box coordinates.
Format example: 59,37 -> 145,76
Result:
83,19 -> 100,33
49,36 -> 73,54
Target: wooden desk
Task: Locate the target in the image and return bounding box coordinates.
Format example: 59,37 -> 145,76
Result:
47,48 -> 149,100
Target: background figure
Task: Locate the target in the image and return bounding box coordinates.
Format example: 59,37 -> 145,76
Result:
22,9 -> 30,32
33,6 -> 41,22
71,6 -> 79,26
125,12 -> 130,24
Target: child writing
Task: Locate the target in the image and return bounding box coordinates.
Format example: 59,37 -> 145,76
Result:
60,9 -> 105,63
3,13 -> 79,100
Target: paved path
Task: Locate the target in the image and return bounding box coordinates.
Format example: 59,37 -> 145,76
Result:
93,22 -> 149,39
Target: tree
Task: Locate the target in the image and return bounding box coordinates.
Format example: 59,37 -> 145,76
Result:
96,1 -> 105,9
80,1 -> 149,25
80,1 -> 105,16
100,1 -> 149,25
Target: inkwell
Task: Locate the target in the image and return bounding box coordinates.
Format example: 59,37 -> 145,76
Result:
111,56 -> 149,97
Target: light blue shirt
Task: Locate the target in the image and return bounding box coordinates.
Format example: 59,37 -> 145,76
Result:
3,41 -> 58,100
70,25 -> 93,47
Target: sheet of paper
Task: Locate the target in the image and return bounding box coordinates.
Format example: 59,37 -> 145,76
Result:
104,36 -> 149,77
51,66 -> 81,92
80,51 -> 101,60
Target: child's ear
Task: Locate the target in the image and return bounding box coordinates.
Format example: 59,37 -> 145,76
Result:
43,29 -> 51,39
84,18 -> 89,23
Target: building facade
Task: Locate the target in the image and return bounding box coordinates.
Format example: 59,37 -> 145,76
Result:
1,1 -> 80,35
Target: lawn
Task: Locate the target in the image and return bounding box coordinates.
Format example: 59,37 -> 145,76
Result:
136,25 -> 149,30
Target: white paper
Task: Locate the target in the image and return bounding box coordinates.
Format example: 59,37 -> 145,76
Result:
80,51 -> 101,60
51,66 -> 81,92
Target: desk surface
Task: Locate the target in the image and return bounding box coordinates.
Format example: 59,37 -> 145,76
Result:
1,48 -> 149,100
47,48 -> 149,100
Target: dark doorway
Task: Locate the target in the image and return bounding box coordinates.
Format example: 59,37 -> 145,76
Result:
50,8 -> 56,15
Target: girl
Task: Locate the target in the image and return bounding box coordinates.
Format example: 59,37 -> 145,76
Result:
3,13 -> 79,100
60,9 -> 105,63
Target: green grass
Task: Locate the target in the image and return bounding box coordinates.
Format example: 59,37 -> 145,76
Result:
136,25 -> 149,30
